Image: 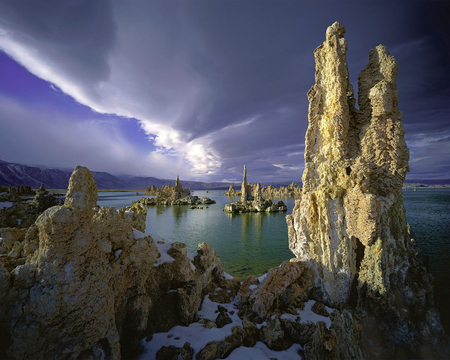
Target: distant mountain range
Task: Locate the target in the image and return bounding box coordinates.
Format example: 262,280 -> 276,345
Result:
0,160 -> 301,190
3,160 -> 444,190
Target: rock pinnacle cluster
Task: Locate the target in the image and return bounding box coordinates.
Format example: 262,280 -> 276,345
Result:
287,22 -> 449,358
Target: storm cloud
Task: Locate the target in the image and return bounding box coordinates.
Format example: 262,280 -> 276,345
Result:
0,1 -> 449,181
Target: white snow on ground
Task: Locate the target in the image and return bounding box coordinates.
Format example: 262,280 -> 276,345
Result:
133,229 -> 148,240
0,201 -> 13,208
280,300 -> 333,328
131,232 -> 331,359
256,321 -> 267,329
153,239 -> 175,266
137,295 -> 242,359
114,249 -> 122,258
228,341 -> 303,359
136,293 -> 333,359
223,271 -> 234,280
257,272 -> 268,282
132,229 -> 176,266
17,219 -> 22,225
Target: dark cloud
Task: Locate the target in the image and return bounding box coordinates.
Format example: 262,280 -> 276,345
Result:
0,1 -> 448,181
0,0 -> 116,86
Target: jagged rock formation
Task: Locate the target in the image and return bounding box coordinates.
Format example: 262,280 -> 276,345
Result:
144,175 -> 190,200
261,182 -> 302,198
141,175 -> 216,206
0,166 -> 230,359
225,182 -> 301,198
241,165 -> 251,201
134,194 -> 216,207
286,22 -> 449,358
224,166 -> 288,213
144,184 -> 159,195
224,191 -> 287,213
0,185 -> 34,197
223,182 -> 239,196
0,184 -> 60,229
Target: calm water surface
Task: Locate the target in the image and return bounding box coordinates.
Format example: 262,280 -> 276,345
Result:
97,189 -> 450,296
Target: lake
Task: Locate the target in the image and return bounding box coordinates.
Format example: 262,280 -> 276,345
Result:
97,189 -> 450,298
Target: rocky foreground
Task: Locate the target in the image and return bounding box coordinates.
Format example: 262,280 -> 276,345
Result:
0,167 -> 347,360
0,22 -> 449,360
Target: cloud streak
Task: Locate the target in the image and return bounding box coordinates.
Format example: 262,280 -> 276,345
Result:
0,1 -> 449,181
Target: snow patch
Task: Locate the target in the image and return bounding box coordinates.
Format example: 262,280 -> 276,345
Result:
223,271 -> 234,280
0,201 -> 13,208
114,249 -> 122,258
280,300 -> 333,328
132,230 -> 176,266
133,229 -> 148,240
137,295 -> 242,359
257,273 -> 267,282
153,238 -> 175,266
256,321 -> 267,329
228,341 -> 303,360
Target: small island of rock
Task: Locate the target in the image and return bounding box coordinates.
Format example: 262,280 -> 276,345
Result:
224,165 -> 287,213
137,175 -> 216,206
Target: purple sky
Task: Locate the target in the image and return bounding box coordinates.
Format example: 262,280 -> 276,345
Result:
0,1 -> 449,182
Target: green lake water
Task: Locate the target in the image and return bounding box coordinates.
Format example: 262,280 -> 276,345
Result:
97,189 -> 450,296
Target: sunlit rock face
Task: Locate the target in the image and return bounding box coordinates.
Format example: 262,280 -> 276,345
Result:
287,21 -> 410,305
287,22 -> 449,358
0,166 -> 229,360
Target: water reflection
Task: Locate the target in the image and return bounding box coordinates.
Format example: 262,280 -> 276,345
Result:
171,205 -> 188,219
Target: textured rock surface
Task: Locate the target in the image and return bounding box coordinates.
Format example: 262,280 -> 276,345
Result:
0,166 -> 228,360
0,184 -> 60,229
143,175 -> 191,201
224,166 -> 290,213
287,21 -> 449,358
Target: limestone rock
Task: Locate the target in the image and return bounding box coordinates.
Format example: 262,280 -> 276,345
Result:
0,166 -> 228,360
64,166 -> 97,210
0,227 -> 27,259
156,342 -> 194,360
260,315 -> 291,351
303,322 -> 339,360
143,176 -> 191,202
134,193 -> 215,207
237,260 -> 306,321
196,326 -> 244,360
0,185 -> 60,229
287,21 -> 449,358
311,302 -> 329,317
242,318 -> 259,347
215,307 -> 232,328
120,202 -> 148,232
241,165 -> 251,202
225,166 -> 289,213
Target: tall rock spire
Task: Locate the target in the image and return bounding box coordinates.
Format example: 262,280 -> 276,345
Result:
287,22 -> 448,358
241,165 -> 249,201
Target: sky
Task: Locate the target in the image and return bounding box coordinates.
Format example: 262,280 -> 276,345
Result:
0,1 -> 449,183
